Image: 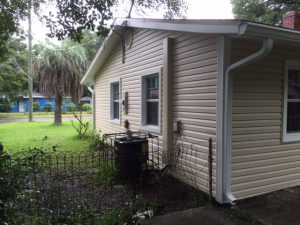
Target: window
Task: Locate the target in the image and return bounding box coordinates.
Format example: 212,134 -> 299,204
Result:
141,69 -> 161,133
110,80 -> 120,123
283,61 -> 300,142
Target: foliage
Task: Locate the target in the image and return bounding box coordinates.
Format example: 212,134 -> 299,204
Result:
100,195 -> 158,225
0,0 -> 187,48
0,38 -> 28,102
33,101 -> 40,112
66,103 -> 77,112
35,39 -> 87,125
89,130 -> 107,152
71,111 -> 90,139
43,102 -> 53,112
82,103 -> 92,112
93,162 -> 118,186
229,208 -> 265,225
44,0 -> 187,41
0,98 -> 11,112
231,0 -> 298,25
81,30 -> 104,64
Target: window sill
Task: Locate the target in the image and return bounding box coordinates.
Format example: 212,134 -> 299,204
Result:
283,133 -> 300,143
140,125 -> 161,134
110,119 -> 121,125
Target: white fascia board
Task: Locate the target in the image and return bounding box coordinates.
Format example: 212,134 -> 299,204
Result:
80,28 -> 122,85
114,18 -> 243,34
245,22 -> 300,43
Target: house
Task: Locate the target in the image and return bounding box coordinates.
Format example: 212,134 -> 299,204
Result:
11,93 -> 72,112
81,12 -> 300,204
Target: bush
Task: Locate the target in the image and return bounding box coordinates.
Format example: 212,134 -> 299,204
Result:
82,103 -> 92,112
66,103 -> 76,112
43,102 -> 53,112
33,101 -> 40,112
89,131 -> 108,152
0,98 -> 11,112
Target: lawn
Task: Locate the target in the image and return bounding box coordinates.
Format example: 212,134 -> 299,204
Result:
0,121 -> 92,154
0,111 -> 91,118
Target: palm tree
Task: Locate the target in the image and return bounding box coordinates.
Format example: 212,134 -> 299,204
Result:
36,40 -> 87,125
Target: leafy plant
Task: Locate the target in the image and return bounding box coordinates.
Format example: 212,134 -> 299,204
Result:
66,103 -> 77,112
89,130 -> 107,152
93,162 -> 118,186
100,195 -> 158,225
33,101 -> 40,112
71,111 -> 90,139
82,103 -> 92,112
44,102 -> 53,112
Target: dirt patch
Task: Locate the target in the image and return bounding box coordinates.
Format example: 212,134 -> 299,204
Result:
139,172 -> 208,215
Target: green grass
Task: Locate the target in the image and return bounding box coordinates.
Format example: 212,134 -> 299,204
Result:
0,111 -> 91,118
0,121 -> 92,154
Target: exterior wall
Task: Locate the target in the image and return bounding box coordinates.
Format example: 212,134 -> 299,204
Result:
231,39 -> 300,199
94,28 -> 218,195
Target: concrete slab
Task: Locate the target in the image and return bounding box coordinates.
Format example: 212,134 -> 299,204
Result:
140,206 -> 236,225
239,186 -> 300,225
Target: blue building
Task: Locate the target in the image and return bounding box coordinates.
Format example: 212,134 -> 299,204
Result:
10,93 -> 72,112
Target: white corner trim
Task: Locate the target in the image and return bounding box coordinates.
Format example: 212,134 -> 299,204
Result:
216,35 -> 230,204
282,60 -> 300,142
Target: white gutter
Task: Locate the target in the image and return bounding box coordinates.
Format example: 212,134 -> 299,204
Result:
223,38 -> 273,204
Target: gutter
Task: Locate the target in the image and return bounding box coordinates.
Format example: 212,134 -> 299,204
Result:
223,38 -> 273,204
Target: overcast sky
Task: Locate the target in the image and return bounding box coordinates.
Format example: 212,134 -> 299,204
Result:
27,0 -> 234,44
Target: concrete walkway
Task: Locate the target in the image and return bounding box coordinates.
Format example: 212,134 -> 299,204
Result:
239,186 -> 300,225
141,206 -> 235,225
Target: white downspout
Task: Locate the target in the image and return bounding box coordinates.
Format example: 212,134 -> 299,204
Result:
223,38 -> 273,204
88,86 -> 96,130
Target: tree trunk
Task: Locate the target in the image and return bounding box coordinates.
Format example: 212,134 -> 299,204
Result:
54,95 -> 62,125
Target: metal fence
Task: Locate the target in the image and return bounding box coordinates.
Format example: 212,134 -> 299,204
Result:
0,132 -> 160,225
1,150 -> 132,225
0,133 -> 213,224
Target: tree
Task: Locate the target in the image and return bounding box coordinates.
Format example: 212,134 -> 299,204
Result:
36,40 -> 87,125
0,0 -> 43,58
231,0 -> 298,25
1,0 -> 186,46
0,38 -> 28,106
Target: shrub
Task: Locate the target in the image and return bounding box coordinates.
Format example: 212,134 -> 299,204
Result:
89,130 -> 108,151
33,101 -> 40,112
43,102 -> 53,112
66,103 -> 76,112
0,98 -> 11,112
82,103 -> 92,112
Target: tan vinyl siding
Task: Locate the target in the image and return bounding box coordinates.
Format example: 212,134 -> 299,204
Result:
172,34 -> 218,194
94,28 -> 218,196
231,40 -> 300,199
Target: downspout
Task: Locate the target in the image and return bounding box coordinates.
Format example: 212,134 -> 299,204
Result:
88,86 -> 96,130
223,37 -> 273,204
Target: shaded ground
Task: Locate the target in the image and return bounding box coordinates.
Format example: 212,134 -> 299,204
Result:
238,186 -> 300,225
141,184 -> 300,225
141,206 -> 236,225
140,173 -> 207,215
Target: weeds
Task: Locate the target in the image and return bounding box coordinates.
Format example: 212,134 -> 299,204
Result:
229,208 -> 265,225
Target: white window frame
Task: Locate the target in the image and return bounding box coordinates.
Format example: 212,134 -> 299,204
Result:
109,78 -> 121,125
140,68 -> 161,133
283,60 -> 300,142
